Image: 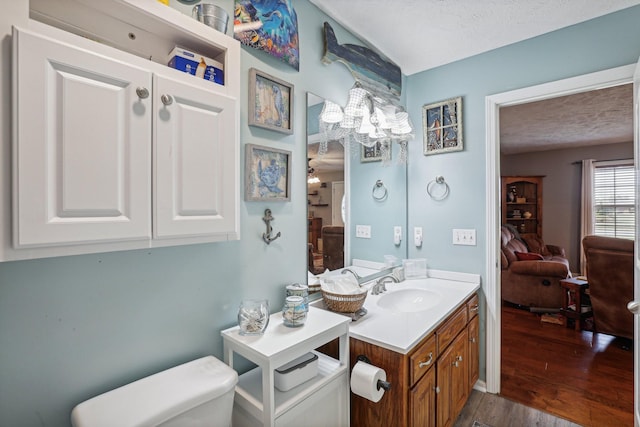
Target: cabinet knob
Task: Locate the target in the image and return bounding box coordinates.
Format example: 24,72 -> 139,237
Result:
456,355 -> 463,362
469,337 -> 476,343
434,386 -> 440,394
418,352 -> 433,368
161,94 -> 173,106
470,304 -> 479,312
136,87 -> 149,99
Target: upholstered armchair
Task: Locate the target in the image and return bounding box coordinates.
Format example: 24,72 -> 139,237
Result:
501,225 -> 571,308
582,235 -> 634,340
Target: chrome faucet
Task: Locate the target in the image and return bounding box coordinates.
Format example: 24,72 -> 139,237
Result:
341,268 -> 362,282
371,275 -> 399,295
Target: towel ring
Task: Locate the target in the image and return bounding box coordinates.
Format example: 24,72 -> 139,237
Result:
427,176 -> 450,201
372,180 -> 388,201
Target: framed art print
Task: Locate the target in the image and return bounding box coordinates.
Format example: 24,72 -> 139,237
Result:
245,144 -> 291,201
423,96 -> 463,155
361,141 -> 391,163
248,68 -> 294,134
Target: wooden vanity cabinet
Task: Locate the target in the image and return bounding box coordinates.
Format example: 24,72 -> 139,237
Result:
467,295 -> 480,391
349,293 -> 479,427
410,367 -> 436,427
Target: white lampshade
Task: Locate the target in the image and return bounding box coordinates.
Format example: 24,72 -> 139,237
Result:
357,107 -> 376,135
320,100 -> 344,124
391,111 -> 414,135
343,87 -> 368,117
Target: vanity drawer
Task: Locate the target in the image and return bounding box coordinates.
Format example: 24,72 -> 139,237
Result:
436,305 -> 468,356
467,294 -> 479,319
409,333 -> 436,387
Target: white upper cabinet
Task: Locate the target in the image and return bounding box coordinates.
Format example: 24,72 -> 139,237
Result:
153,73 -> 237,239
6,0 -> 240,261
14,27 -> 153,247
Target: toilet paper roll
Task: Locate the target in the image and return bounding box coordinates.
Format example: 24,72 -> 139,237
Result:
350,361 -> 386,403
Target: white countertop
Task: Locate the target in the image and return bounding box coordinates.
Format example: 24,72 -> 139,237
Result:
311,269 -> 481,354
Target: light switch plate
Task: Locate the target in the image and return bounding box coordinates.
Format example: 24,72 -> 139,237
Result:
356,225 -> 371,238
453,229 -> 476,246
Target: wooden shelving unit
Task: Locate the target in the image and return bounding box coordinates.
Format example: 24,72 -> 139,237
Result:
501,176 -> 543,239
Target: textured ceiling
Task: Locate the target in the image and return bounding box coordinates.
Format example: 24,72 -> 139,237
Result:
500,84 -> 633,155
309,0 -> 640,76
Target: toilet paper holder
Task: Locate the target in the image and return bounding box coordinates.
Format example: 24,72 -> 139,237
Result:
356,355 -> 391,391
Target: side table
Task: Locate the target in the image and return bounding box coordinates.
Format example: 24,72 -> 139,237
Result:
560,277 -> 592,331
221,306 -> 350,427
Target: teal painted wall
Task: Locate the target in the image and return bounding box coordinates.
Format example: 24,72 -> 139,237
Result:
0,2 -> 365,426
405,5 -> 640,383
2,2 -> 640,426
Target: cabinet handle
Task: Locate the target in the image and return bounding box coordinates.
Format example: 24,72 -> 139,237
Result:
418,352 -> 433,368
470,304 -> 479,312
136,87 -> 149,99
453,355 -> 463,367
161,94 -> 173,106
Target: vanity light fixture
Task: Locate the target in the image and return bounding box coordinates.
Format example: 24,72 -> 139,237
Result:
318,83 -> 414,164
307,160 -> 320,184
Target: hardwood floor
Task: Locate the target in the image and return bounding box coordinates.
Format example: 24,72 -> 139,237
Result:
454,389 -> 581,427
500,304 -> 634,427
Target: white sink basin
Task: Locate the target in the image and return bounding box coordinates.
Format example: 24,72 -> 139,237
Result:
376,288 -> 441,313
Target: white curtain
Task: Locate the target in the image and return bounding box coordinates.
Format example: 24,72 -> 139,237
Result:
580,159 -> 595,275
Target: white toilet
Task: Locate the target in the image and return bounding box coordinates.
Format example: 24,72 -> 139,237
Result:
71,356 -> 238,427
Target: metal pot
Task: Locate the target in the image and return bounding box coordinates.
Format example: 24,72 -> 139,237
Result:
192,4 -> 229,34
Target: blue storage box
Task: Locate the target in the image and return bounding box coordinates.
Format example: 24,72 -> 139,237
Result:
168,47 -> 224,85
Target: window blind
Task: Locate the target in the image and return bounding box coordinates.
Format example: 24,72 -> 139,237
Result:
593,162 -> 635,239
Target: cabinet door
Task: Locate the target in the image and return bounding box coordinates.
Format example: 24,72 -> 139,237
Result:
13,27 -> 152,247
468,315 -> 480,392
436,346 -> 453,427
411,367 -> 436,427
153,73 -> 237,238
450,329 -> 469,418
437,330 -> 469,427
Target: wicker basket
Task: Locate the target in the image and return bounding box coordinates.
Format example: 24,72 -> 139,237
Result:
321,289 -> 367,313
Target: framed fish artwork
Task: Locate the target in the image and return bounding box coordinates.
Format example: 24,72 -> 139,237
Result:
234,0 -> 299,71
248,68 -> 294,134
245,143 -> 291,202
422,96 -> 463,155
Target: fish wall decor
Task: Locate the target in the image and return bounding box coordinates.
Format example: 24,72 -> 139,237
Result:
322,22 -> 402,102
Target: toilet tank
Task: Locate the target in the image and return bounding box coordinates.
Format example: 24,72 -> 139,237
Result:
71,356 -> 237,427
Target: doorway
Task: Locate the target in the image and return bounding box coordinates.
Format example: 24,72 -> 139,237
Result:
484,64 -> 636,395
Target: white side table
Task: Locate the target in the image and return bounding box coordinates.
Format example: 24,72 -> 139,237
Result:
221,306 -> 351,427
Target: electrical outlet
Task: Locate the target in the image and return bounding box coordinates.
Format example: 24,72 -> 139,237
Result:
356,225 -> 371,238
414,227 -> 423,247
393,226 -> 402,245
453,229 -> 476,246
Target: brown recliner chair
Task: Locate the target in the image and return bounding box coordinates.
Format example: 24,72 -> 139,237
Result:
582,235 -> 634,340
501,225 -> 571,308
322,226 -> 344,271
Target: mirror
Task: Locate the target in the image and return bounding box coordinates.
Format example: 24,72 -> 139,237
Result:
307,92 -> 408,276
307,93 -> 345,274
